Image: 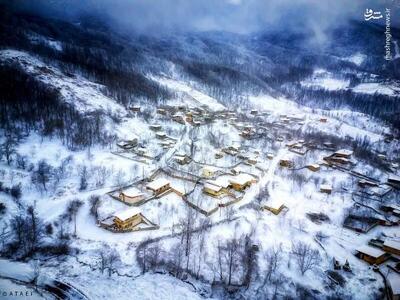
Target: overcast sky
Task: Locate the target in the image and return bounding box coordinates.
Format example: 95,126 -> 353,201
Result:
7,0 -> 400,34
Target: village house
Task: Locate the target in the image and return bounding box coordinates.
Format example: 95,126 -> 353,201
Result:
203,182 -> 225,197
383,240 -> 400,256
146,178 -> 170,195
172,114 -> 185,124
113,207 -> 144,230
320,184 -> 332,194
267,153 -> 274,160
119,187 -> 145,204
388,175 -> 400,187
279,158 -> 293,168
149,124 -> 162,131
156,108 -> 167,115
377,154 -> 386,160
334,149 -> 354,158
215,151 -> 224,159
174,154 -> 191,165
117,138 -> 138,150
307,164 -> 320,172
355,245 -> 388,265
323,142 -> 335,149
324,149 -> 354,165
159,141 -> 174,149
229,173 -> 256,191
155,132 -> 167,140
264,199 -> 287,215
135,146 -> 148,156
130,106 -> 141,112
380,204 -> 400,217
320,117 -> 327,123
185,111 -> 193,122
250,109 -> 258,116
247,157 -> 258,165
358,179 -> 379,188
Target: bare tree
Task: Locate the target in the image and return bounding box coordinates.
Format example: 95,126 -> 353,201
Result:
0,137 -> 17,165
66,199 -> 84,237
107,250 -> 121,277
9,206 -> 44,257
224,237 -> 241,285
263,245 -> 282,283
178,207 -> 196,271
291,241 -> 321,275
31,160 -> 52,191
79,165 -> 89,191
98,247 -> 109,275
89,195 -> 100,220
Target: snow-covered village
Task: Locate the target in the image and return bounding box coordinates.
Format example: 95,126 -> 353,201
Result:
0,1 -> 399,299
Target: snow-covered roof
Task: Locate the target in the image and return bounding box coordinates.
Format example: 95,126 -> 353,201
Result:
266,198 -> 284,209
320,184 -> 332,190
114,207 -> 141,221
204,183 -> 222,192
146,178 -> 170,190
229,173 -> 255,185
334,149 -> 353,156
388,175 -> 400,183
208,177 -> 230,188
121,187 -> 144,198
356,245 -> 385,258
387,273 -> 400,295
384,240 -> 400,251
308,164 -> 320,169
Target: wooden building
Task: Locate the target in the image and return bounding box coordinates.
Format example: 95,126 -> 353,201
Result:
172,114 -> 185,124
388,175 -> 400,187
155,132 -> 167,140
149,124 -> 162,131
117,139 -> 138,150
333,149 -> 353,158
307,164 -> 320,172
355,245 -> 388,265
383,240 -> 400,256
215,151 -> 224,159
157,108 -> 167,115
203,182 -> 225,197
113,207 -> 143,230
320,184 -> 332,194
130,106 -> 141,112
263,200 -> 287,215
319,117 -> 327,123
279,158 -> 293,168
146,178 -> 170,195
119,187 -> 145,204
174,154 -> 191,165
229,173 -> 256,191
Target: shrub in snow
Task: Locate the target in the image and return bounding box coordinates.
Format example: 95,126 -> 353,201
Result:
10,184 -> 22,200
0,202 -> 6,215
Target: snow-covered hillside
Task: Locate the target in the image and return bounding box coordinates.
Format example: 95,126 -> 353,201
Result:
0,7 -> 400,300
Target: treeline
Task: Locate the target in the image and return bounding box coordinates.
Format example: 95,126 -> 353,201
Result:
0,8 -> 173,106
282,84 -> 400,129
0,64 -> 114,149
